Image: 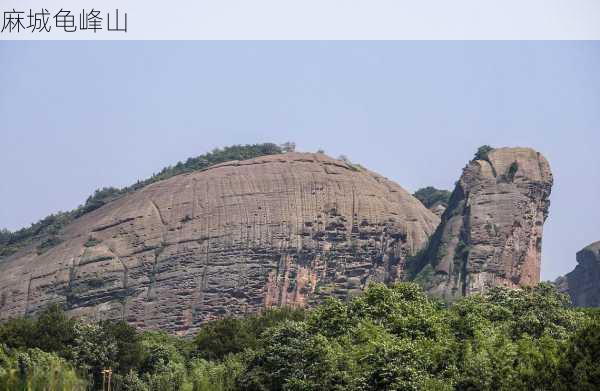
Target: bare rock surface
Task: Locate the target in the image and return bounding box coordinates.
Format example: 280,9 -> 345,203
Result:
556,241 -> 600,307
0,153 -> 438,335
413,147 -> 553,299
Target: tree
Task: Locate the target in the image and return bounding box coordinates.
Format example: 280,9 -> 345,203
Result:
192,317 -> 250,361
68,322 -> 118,386
100,320 -> 144,374
413,187 -> 452,208
0,317 -> 36,350
238,321 -> 350,391
450,283 -> 582,341
474,145 -> 494,161
192,307 -> 305,360
31,304 -> 76,356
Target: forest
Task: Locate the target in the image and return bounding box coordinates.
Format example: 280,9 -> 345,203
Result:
1,282 -> 599,390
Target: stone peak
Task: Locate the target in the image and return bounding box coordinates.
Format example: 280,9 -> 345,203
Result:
471,147 -> 552,183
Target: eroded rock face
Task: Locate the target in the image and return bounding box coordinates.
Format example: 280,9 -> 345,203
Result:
0,153 -> 438,335
556,242 -> 600,307
413,147 -> 553,299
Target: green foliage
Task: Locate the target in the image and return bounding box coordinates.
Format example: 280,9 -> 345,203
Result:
69,322 -> 118,385
575,307 -> 600,319
188,355 -> 245,391
507,161 -> 519,181
33,304 -> 76,355
238,283 -> 455,391
474,145 -> 494,161
239,321 -> 351,391
192,307 -> 305,361
138,331 -> 191,391
76,187 -> 124,217
1,213 -> 71,258
0,317 -> 36,350
0,307 -> 145,389
101,320 -> 144,374
134,143 -> 283,188
559,319 -> 600,390
413,187 -> 452,209
450,283 -> 582,341
237,283 -> 595,391
0,304 -> 75,356
2,282 -> 599,391
36,235 -> 63,254
0,346 -> 87,390
114,370 -> 148,391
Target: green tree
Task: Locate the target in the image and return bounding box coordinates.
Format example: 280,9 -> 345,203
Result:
239,321 -> 350,391
100,320 -> 144,374
68,322 -> 118,386
0,317 -> 36,350
192,307 -> 305,361
413,187 -> 452,209
559,319 -> 600,390
474,145 -> 494,161
31,304 -> 76,356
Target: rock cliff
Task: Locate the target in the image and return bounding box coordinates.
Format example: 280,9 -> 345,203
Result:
556,241 -> 600,307
0,153 -> 438,335
410,147 -> 553,299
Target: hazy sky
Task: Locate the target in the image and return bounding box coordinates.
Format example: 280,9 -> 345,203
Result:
0,41 -> 598,280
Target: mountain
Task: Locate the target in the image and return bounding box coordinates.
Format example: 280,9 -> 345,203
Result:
409,147 -> 553,299
0,152 -> 438,335
555,241 -> 600,307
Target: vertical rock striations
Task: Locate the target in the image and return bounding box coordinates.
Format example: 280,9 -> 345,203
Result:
411,147 -> 553,299
556,242 -> 600,307
0,153 -> 438,335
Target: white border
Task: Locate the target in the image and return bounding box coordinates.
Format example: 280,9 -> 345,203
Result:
1,0 -> 599,40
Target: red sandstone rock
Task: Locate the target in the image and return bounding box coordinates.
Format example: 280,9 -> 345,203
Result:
0,153 -> 438,335
413,147 -> 553,299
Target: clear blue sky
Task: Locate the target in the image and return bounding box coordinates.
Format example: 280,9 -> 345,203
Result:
0,41 -> 598,280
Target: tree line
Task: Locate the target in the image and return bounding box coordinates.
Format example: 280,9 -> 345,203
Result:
1,282 -> 599,390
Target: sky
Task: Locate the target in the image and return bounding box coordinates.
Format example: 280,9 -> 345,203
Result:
0,41 -> 598,280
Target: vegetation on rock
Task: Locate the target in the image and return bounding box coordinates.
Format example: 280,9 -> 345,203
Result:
474,145 -> 494,162
0,143 -> 285,260
413,186 -> 452,209
1,282 -> 598,390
